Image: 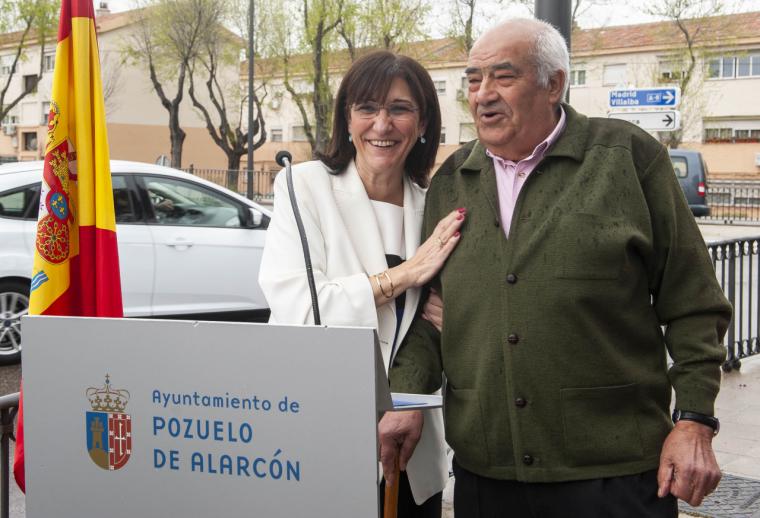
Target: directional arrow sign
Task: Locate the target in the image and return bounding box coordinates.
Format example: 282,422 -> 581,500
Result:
608,110 -> 681,132
609,87 -> 681,108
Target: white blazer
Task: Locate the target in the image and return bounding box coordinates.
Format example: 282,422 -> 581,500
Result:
259,159 -> 448,504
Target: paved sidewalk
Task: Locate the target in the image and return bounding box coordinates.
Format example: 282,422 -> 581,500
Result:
679,357 -> 760,518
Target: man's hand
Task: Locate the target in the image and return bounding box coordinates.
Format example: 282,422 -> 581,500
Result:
378,410 -> 424,486
422,289 -> 444,332
657,420 -> 721,506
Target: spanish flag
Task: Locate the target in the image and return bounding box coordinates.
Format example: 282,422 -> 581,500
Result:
13,0 -> 123,492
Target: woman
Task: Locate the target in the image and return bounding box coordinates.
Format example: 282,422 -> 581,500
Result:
259,51 -> 464,516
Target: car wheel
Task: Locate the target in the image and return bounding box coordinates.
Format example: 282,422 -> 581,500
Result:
0,279 -> 28,365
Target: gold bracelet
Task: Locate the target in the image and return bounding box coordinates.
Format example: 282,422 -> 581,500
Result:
373,274 -> 391,299
380,270 -> 395,298
374,272 -> 393,299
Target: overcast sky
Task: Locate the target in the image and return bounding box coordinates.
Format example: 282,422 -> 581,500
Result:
101,0 -> 760,30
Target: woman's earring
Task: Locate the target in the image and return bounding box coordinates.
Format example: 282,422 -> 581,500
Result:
348,134 -> 353,143
419,135 -> 426,144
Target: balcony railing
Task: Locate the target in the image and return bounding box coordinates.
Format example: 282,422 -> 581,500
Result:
704,181 -> 760,224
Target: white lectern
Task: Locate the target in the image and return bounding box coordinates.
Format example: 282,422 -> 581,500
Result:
21,316 -> 395,518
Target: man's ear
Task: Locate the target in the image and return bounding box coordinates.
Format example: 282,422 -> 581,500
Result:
547,70 -> 566,103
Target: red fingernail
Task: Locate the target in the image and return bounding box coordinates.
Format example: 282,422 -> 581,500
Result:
458,207 -> 466,213
457,214 -> 464,220
454,231 -> 460,237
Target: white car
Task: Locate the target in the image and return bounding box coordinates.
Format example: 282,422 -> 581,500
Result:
0,160 -> 273,364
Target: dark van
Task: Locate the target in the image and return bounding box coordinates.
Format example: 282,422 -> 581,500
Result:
669,149 -> 709,217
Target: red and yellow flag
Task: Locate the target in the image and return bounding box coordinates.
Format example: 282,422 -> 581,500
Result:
14,0 -> 123,492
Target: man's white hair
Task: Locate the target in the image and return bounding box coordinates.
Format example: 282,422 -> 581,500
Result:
530,18 -> 570,99
483,18 -> 570,99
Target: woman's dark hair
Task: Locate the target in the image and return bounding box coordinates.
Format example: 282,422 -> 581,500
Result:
316,50 -> 441,188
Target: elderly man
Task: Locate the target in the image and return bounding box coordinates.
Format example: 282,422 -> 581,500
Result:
379,18 -> 731,517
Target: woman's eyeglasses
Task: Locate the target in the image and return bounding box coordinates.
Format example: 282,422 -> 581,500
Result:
352,101 -> 420,121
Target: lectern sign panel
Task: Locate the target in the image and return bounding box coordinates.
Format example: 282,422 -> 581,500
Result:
22,317 -> 386,518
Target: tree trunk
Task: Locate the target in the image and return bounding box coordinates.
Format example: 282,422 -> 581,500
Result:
169,107 -> 186,168
228,154 -> 242,172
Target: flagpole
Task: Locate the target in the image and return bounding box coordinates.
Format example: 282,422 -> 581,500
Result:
246,0 -> 254,200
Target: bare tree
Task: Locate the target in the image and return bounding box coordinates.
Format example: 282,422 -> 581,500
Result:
258,0 -> 431,155
187,19 -> 266,172
256,0 -> 345,154
448,0 -> 478,53
183,0 -> 268,173
126,0 -> 218,168
100,50 -> 124,117
646,0 -> 725,148
0,0 -> 57,123
515,0 -> 615,29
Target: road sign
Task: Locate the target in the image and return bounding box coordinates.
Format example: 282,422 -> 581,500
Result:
609,87 -> 680,108
608,110 -> 681,132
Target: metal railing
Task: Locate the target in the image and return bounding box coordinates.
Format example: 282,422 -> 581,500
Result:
182,166 -> 277,200
1,392 -> 18,518
709,237 -> 760,371
703,181 -> 760,224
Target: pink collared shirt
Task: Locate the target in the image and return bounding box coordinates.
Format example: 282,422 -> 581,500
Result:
487,106 -> 567,237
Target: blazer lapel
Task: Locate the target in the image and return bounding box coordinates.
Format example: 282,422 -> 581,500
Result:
392,177 -> 426,364
331,160 -> 389,276
332,161 -> 397,365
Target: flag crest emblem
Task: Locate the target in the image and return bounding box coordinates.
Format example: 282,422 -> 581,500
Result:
85,375 -> 131,471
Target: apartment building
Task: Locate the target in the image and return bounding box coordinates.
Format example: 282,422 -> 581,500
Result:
2,9 -> 757,177
0,6 -> 230,168
254,11 -> 760,179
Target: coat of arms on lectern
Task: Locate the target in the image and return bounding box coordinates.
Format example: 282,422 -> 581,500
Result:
85,374 -> 132,470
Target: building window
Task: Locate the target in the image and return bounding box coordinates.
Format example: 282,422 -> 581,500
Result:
439,127 -> 446,144
704,122 -> 760,143
41,102 -> 50,125
569,69 -> 586,86
22,132 -> 38,151
703,128 -> 731,142
434,80 -> 446,95
292,125 -> 307,142
602,64 -> 626,86
43,53 -> 55,73
707,58 -> 721,78
2,114 -> 18,136
270,128 -> 283,142
708,53 -> 760,79
0,56 -> 12,76
23,75 -> 38,94
722,57 -> 735,78
737,54 -> 760,77
459,123 -> 476,144
658,59 -> 685,83
734,129 -> 760,142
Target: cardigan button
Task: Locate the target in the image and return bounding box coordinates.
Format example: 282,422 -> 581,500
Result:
522,455 -> 534,466
515,398 -> 527,408
506,273 -> 518,284
507,333 -> 519,345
